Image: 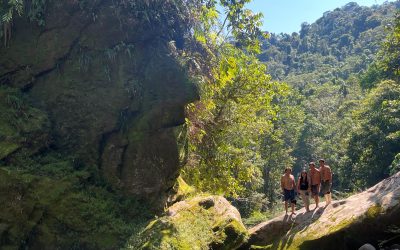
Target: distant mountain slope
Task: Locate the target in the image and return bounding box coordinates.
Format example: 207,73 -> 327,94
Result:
259,1 -> 399,88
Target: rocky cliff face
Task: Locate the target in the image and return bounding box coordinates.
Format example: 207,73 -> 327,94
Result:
0,1 -> 198,203
242,171 -> 400,249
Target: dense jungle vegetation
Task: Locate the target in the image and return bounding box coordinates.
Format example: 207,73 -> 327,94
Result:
182,1 -> 400,223
0,0 -> 399,249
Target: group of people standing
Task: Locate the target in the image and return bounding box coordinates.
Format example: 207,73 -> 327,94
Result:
280,159 -> 333,215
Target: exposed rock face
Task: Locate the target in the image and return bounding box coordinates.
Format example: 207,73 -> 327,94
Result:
136,195 -> 248,250
242,171 -> 400,249
0,1 -> 198,202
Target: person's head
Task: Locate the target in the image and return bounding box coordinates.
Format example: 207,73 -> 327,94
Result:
319,159 -> 325,167
301,169 -> 307,177
285,167 -> 292,174
309,162 -> 316,169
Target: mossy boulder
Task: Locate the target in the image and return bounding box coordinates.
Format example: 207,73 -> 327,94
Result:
242,171 -> 400,250
135,196 -> 248,250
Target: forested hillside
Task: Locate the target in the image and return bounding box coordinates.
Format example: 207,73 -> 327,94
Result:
260,2 -> 398,85
256,1 -> 400,193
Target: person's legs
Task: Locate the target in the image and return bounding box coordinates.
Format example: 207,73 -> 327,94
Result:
285,201 -> 288,214
325,190 -> 332,205
284,189 -> 289,214
322,181 -> 332,205
301,190 -> 310,211
324,194 -> 329,205
291,202 -> 295,214
327,182 -> 333,204
306,192 -> 310,211
311,185 -> 319,208
314,195 -> 319,208
290,190 -> 296,214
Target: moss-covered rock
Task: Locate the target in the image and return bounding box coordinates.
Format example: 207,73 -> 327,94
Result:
0,0 -> 199,248
242,171 -> 400,250
0,167 -> 152,249
0,0 -> 198,204
0,86 -> 49,160
132,195 -> 248,250
167,176 -> 196,206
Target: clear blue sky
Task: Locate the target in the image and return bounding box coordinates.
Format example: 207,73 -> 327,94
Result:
246,0 -> 395,34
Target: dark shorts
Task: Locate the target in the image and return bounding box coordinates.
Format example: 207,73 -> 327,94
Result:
311,185 -> 319,196
283,189 -> 296,203
321,180 -> 332,194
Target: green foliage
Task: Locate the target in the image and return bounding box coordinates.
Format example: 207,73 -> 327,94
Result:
390,153 -> 400,175
219,0 -> 266,51
0,0 -> 23,23
378,11 -> 400,79
361,11 -> 400,89
259,2 -> 397,85
0,86 -> 49,160
258,2 -> 399,193
347,80 -> 400,187
260,88 -> 304,205
0,166 -> 152,249
193,0 -> 266,55
241,208 -> 282,228
183,0 -> 304,208
26,0 -> 47,26
183,43 -> 287,196
0,0 -> 47,25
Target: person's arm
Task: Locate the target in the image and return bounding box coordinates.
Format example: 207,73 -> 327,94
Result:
307,173 -> 311,192
318,170 -> 321,191
320,169 -> 323,182
297,177 -> 300,192
281,176 -> 284,191
292,176 -> 297,193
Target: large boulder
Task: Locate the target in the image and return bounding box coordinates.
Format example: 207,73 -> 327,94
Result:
242,171 -> 400,249
135,195 -> 248,250
0,1 -> 198,204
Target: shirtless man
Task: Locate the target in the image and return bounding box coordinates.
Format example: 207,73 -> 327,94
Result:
319,159 -> 333,205
281,167 -> 297,215
309,162 -> 321,209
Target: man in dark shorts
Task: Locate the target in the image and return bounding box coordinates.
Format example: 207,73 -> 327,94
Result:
319,159 -> 333,205
281,167 -> 297,215
309,162 -> 321,209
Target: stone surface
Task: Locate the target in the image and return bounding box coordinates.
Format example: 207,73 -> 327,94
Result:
359,243 -> 376,250
242,171 -> 400,249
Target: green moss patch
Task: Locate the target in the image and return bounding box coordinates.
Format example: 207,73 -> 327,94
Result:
132,196 -> 248,250
0,167 -> 152,249
366,204 -> 384,219
0,86 -> 49,160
